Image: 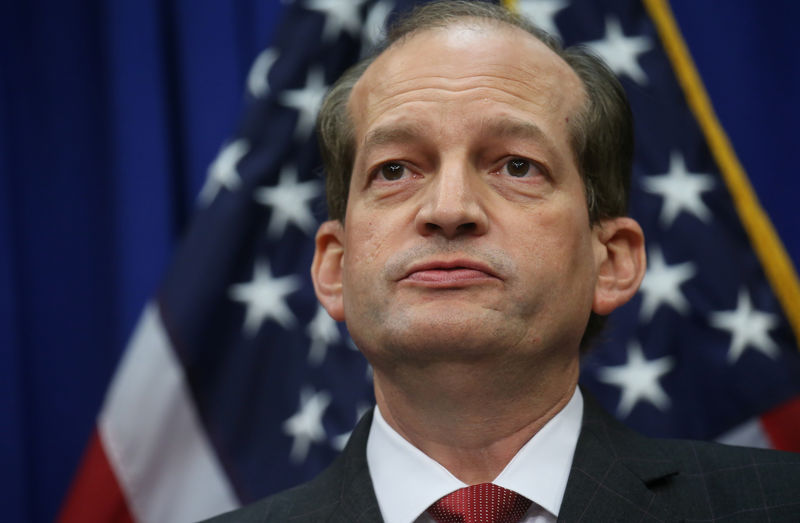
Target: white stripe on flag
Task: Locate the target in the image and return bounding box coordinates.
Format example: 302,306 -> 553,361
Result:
715,417 -> 772,449
99,303 -> 239,523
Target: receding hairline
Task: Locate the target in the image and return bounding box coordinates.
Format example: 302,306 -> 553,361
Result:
353,16 -> 584,95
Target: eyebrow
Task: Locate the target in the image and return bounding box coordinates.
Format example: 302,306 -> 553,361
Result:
363,123 -> 428,151
478,117 -> 555,152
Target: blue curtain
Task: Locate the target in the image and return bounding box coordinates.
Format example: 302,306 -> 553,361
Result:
1,2 -> 282,521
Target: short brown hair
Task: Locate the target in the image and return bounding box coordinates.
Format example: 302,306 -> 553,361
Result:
316,0 -> 634,349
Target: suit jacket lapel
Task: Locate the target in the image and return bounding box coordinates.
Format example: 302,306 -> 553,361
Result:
325,409 -> 385,523
324,396 -> 683,522
558,393 -> 680,522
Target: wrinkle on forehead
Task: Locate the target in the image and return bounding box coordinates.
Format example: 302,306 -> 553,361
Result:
349,22 -> 585,138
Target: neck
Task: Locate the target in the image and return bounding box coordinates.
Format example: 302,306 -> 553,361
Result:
373,355 -> 580,484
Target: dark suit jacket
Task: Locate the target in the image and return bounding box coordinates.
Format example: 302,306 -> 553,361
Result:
206,395 -> 800,522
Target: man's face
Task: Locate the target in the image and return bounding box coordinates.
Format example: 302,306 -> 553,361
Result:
317,23 -> 608,368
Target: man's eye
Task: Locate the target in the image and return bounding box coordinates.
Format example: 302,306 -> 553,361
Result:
379,162 -> 406,181
504,158 -> 533,177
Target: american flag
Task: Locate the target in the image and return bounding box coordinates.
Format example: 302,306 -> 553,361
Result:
60,0 -> 800,521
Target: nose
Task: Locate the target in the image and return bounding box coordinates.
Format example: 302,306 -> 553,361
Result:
414,163 -> 489,238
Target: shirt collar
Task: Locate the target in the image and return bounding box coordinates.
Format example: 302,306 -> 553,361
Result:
366,388 -> 583,523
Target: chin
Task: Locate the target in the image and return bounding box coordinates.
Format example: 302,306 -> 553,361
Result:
365,314 -> 520,364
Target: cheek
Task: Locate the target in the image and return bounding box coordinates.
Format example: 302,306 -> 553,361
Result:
525,201 -> 589,247
342,218 -> 393,306
515,204 -> 596,287
345,200 -> 414,272
346,221 -> 384,270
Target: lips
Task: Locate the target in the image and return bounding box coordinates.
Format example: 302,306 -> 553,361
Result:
400,259 -> 501,285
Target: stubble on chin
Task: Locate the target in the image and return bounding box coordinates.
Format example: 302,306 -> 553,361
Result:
354,302 -> 532,370
345,242 -> 534,367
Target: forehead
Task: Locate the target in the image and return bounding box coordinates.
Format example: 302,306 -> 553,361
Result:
348,21 -> 585,137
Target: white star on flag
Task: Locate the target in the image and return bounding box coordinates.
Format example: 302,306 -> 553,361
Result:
516,0 -> 570,39
641,151 -> 716,228
283,386 -> 332,464
331,403 -> 371,451
306,305 -> 341,365
279,66 -> 328,140
228,259 -> 302,336
586,16 -> 652,85
254,165 -> 322,238
638,247 -> 696,321
198,139 -> 249,206
709,288 -> 780,363
361,0 -> 394,53
247,48 -> 278,98
305,0 -> 369,42
597,342 -> 675,417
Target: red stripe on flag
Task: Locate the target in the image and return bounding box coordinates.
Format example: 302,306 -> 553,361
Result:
58,428 -> 135,523
761,395 -> 800,453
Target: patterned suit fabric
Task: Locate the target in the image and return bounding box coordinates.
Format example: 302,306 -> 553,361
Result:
205,397 -> 800,522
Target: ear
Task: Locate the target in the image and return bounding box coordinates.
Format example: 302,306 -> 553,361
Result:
592,217 -> 646,315
311,220 -> 346,322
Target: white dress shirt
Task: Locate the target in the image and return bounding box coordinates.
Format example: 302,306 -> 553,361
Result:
366,388 -> 583,523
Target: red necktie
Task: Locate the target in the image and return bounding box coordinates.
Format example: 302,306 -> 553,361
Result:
427,483 -> 532,523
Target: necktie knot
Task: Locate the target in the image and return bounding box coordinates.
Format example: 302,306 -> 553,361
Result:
427,483 -> 532,523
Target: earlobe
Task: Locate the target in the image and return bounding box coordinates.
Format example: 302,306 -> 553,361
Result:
592,217 -> 646,316
311,220 -> 346,322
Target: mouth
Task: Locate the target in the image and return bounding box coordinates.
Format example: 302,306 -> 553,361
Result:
400,259 -> 501,286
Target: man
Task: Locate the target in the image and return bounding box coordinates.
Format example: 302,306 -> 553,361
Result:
209,2 -> 800,521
